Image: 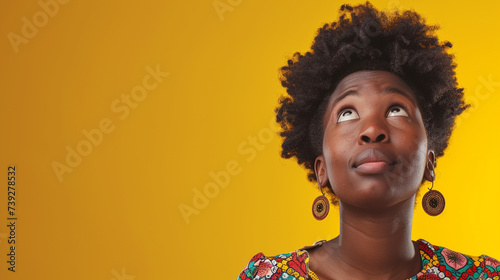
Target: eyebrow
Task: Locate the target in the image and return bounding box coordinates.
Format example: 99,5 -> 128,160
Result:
329,86 -> 414,110
329,90 -> 358,110
383,87 -> 415,101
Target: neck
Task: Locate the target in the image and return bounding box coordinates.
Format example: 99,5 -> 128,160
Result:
329,196 -> 421,279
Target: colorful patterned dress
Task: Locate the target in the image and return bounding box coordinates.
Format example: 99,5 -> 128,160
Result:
237,239 -> 500,280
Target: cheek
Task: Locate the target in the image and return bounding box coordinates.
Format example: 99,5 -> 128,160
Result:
322,131 -> 353,186
393,126 -> 428,184
390,118 -> 427,154
322,127 -> 351,164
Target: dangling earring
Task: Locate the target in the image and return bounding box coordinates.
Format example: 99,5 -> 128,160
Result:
312,184 -> 330,220
422,160 -> 445,216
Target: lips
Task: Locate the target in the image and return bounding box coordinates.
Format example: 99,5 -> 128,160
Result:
353,148 -> 396,174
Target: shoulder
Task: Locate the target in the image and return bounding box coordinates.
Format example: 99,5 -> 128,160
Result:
236,250 -> 312,280
416,239 -> 500,280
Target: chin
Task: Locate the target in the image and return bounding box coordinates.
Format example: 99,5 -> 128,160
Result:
340,183 -> 416,210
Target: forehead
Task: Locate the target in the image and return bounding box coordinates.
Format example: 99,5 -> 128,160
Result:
330,70 -> 417,102
322,70 -> 419,127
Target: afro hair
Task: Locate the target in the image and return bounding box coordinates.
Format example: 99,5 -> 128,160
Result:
275,2 -> 469,204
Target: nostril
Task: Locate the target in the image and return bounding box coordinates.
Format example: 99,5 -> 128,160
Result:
375,134 -> 386,142
361,135 -> 371,143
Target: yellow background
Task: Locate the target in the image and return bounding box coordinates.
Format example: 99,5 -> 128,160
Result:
0,0 -> 499,279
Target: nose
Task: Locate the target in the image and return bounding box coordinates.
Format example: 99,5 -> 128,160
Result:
358,120 -> 389,144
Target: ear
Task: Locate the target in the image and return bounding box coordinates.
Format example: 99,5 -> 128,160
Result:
423,150 -> 436,182
314,155 -> 329,187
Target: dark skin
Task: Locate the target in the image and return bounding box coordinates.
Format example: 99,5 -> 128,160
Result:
308,71 -> 436,280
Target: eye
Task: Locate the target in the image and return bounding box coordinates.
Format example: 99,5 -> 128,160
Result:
387,105 -> 409,117
337,108 -> 360,122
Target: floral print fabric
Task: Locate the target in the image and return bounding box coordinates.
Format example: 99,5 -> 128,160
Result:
237,251 -> 312,280
237,239 -> 500,280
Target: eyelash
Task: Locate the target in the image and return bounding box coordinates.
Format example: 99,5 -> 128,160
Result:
336,105 -> 355,120
335,102 -> 410,121
388,102 -> 410,115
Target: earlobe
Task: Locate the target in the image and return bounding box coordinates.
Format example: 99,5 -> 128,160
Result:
424,150 -> 436,182
314,155 -> 328,187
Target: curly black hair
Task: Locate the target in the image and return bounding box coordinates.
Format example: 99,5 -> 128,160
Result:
275,2 -> 469,204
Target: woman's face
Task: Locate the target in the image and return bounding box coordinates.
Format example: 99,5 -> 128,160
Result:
315,70 -> 432,209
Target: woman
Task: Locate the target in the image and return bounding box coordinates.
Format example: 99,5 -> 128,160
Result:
237,2 -> 500,280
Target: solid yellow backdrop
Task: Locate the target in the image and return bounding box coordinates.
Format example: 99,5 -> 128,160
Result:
0,0 -> 498,279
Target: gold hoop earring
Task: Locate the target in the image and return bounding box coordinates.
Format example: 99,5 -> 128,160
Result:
422,162 -> 445,216
312,184 -> 330,220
